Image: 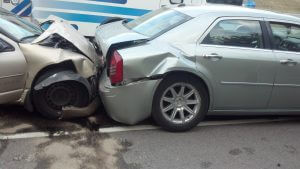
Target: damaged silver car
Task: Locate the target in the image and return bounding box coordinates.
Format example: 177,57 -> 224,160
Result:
96,5 -> 300,131
0,8 -> 100,119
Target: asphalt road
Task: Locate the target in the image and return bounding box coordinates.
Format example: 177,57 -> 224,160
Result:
1,106 -> 300,169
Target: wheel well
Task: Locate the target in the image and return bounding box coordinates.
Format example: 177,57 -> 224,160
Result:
24,61 -> 78,111
31,60 -> 77,89
163,71 -> 210,105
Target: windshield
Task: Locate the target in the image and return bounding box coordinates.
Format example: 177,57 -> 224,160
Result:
124,8 -> 192,38
0,14 -> 42,42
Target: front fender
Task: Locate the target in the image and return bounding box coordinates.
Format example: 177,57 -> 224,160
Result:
34,70 -> 92,100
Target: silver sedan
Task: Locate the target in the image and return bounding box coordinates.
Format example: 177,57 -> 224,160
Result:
95,5 -> 300,131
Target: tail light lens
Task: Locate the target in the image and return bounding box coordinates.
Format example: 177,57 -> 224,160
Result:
109,51 -> 123,85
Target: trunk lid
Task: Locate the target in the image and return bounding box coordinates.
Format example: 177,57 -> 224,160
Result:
94,21 -> 149,59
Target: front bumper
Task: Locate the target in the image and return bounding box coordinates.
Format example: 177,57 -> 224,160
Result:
61,96 -> 100,118
99,74 -> 159,125
60,74 -> 100,119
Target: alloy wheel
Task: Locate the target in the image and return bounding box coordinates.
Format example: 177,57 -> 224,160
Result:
160,83 -> 201,124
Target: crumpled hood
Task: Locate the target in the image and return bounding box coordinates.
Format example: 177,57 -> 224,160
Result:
95,21 -> 149,58
33,18 -> 97,62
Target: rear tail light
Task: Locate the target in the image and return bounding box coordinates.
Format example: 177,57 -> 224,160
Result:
109,51 -> 123,85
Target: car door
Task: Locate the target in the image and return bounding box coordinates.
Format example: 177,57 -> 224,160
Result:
268,21 -> 300,109
0,34 -> 27,103
195,17 -> 277,110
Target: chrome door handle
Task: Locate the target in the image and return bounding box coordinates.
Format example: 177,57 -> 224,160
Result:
203,53 -> 223,60
280,59 -> 297,65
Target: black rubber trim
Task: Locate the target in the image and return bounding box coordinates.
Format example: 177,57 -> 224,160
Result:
0,38 -> 15,52
260,21 -> 272,50
264,21 -> 276,50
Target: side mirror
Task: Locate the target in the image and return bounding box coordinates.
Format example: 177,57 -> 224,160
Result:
170,0 -> 184,4
0,44 -> 5,52
0,40 -> 13,52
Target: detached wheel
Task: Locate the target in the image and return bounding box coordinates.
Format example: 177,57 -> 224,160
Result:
152,75 -> 208,132
32,74 -> 88,119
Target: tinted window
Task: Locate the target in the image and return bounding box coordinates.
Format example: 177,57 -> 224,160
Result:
0,14 -> 42,42
202,20 -> 264,49
0,38 -> 14,52
124,7 -> 192,38
270,22 -> 300,52
206,0 -> 243,5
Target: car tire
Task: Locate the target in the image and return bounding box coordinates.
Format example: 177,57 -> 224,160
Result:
152,75 -> 209,132
32,71 -> 88,119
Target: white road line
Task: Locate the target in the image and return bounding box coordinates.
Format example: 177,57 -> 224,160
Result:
99,118 -> 297,133
0,118 -> 297,140
0,130 -> 85,140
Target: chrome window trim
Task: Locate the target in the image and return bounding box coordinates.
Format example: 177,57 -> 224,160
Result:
273,50 -> 300,55
265,18 -> 300,26
200,44 -> 273,52
274,84 -> 300,88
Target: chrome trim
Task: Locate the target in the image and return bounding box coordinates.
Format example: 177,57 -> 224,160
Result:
200,44 -> 273,52
220,81 -> 273,86
273,50 -> 300,55
274,84 -> 300,87
0,73 -> 24,80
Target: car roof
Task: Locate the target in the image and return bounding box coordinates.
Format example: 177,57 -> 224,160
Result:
173,4 -> 300,23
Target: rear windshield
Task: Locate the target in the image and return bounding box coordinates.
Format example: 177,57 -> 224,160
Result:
124,7 -> 192,38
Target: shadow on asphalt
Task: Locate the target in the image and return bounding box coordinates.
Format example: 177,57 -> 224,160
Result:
1,104 -> 300,134
0,103 -> 118,134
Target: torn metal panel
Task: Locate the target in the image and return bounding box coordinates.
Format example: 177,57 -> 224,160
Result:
95,20 -> 149,58
118,41 -> 197,81
33,19 -> 98,63
34,70 -> 92,99
19,44 -> 96,89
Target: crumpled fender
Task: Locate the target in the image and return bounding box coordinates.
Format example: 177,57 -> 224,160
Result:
34,70 -> 92,100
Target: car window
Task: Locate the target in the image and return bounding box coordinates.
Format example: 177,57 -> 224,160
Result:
270,22 -> 300,52
0,38 -> 14,52
124,7 -> 192,38
0,14 -> 42,42
202,19 -> 264,49
206,0 -> 243,6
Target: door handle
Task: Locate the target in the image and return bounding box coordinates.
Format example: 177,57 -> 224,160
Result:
203,53 -> 223,60
280,59 -> 297,66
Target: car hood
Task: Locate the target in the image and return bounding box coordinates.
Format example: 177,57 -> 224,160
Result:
94,21 -> 149,58
33,18 -> 97,62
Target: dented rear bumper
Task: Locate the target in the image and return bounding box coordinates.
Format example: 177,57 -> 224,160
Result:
99,71 -> 160,125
